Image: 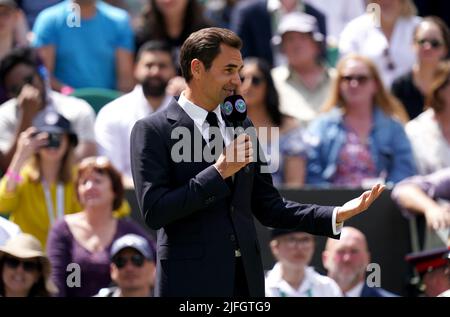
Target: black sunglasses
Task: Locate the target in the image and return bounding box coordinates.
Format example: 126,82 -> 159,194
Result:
416,38 -> 444,49
341,75 -> 372,85
113,254 -> 145,269
240,75 -> 264,86
4,256 -> 41,272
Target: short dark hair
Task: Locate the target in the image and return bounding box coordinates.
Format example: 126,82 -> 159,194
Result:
76,157 -> 125,211
136,40 -> 174,63
0,47 -> 40,88
179,27 -> 242,82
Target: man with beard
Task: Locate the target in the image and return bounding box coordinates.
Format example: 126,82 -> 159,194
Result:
322,226 -> 398,297
95,40 -> 176,187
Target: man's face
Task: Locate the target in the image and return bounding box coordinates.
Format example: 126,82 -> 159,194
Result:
271,232 -> 315,269
111,248 -> 156,294
282,32 -> 320,68
3,63 -> 46,102
195,44 -> 243,109
135,50 -> 176,98
323,234 -> 370,289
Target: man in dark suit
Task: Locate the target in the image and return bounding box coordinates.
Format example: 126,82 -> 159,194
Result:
130,27 -> 384,297
230,0 -> 327,66
323,227 -> 397,297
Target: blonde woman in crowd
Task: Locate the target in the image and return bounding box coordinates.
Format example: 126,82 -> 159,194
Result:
0,233 -> 57,297
339,0 -> 421,88
307,54 -> 416,187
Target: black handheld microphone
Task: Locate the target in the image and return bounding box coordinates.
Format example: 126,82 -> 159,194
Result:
221,95 -> 251,172
221,94 -> 247,135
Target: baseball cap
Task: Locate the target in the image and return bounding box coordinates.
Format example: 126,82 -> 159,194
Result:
32,111 -> 78,146
273,12 -> 324,45
110,234 -> 155,261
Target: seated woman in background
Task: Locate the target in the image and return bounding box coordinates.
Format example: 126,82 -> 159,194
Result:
406,61 -> 450,175
240,58 -> 308,187
47,156 -> 154,297
135,0 -> 210,58
306,54 -> 416,188
392,16 -> 450,120
0,112 -> 81,248
0,233 -> 57,297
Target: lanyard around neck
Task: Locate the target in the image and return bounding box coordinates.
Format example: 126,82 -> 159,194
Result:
42,181 -> 64,225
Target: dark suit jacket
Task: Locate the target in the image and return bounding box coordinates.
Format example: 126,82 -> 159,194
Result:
230,0 -> 327,66
130,98 -> 338,297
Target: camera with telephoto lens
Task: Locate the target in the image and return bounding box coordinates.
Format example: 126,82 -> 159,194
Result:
30,131 -> 61,148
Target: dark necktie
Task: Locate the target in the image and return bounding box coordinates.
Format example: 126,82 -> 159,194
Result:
205,111 -> 225,159
205,112 -> 233,189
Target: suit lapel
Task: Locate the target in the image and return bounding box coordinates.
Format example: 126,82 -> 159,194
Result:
166,99 -> 210,169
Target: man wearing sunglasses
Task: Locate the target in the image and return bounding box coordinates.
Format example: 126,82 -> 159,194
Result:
0,47 -> 97,174
96,234 -> 156,297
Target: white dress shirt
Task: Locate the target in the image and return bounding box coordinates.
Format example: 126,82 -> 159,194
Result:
265,263 -> 343,297
95,85 -> 172,178
178,92 -> 343,234
178,92 -> 232,146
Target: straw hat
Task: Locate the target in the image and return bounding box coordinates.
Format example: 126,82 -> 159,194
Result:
0,233 -> 58,295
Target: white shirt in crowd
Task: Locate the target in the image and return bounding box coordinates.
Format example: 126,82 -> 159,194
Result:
343,281 -> 365,297
265,262 -> 343,297
304,0 -> 365,43
405,109 -> 450,175
95,85 -> 172,179
339,13 -> 421,88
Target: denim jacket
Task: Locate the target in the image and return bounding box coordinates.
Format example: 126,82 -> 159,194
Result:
306,107 -> 417,187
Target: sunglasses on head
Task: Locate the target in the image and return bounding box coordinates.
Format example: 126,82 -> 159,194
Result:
240,75 -> 264,86
4,256 -> 41,272
341,75 -> 371,85
416,38 -> 444,49
112,254 -> 145,269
